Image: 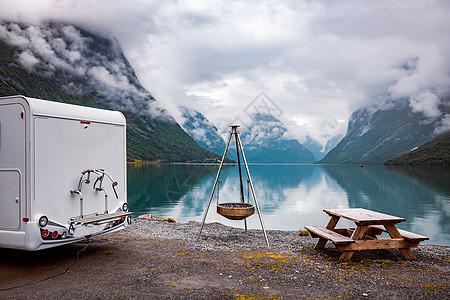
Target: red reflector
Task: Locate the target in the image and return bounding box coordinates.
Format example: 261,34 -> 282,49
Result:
23,217 -> 29,222
80,121 -> 91,124
85,235 -> 91,239
52,231 -> 58,239
21,111 -> 24,119
42,229 -> 49,237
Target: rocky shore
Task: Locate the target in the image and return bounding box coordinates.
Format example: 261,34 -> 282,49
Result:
0,218 -> 449,299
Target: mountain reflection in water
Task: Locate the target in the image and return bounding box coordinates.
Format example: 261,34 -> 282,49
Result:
127,164 -> 449,246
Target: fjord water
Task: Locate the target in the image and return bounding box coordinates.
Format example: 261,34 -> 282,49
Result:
127,164 -> 450,246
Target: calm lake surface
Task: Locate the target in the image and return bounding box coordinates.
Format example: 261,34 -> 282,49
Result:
127,164 -> 450,246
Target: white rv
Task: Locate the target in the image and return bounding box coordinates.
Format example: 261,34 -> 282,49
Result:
0,95 -> 132,250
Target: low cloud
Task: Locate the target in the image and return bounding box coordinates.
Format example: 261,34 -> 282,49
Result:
409,91 -> 441,119
0,21 -> 168,118
388,49 -> 450,120
16,50 -> 39,71
435,114 -> 450,135
1,0 -> 450,144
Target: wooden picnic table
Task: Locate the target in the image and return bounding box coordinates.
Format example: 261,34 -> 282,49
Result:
305,208 -> 429,263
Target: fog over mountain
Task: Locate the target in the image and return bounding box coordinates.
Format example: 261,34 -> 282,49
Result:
2,0 -> 450,149
0,22 -> 168,118
320,98 -> 450,164
0,21 -> 219,162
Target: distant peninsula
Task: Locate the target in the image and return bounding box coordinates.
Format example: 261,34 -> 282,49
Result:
384,132 -> 450,166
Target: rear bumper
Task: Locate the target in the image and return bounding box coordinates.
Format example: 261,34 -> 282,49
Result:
24,213 -> 132,251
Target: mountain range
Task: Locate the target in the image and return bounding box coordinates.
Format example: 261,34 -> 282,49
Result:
238,113 -> 315,163
180,98 -> 450,166
0,22 -> 219,163
181,109 -> 316,163
1,22 -> 448,165
320,99 -> 450,164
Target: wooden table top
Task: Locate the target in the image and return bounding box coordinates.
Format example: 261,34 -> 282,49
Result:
323,208 -> 406,225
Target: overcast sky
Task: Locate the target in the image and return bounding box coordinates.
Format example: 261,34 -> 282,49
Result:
2,0 -> 450,145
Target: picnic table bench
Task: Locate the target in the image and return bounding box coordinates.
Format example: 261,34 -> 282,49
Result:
305,208 -> 429,263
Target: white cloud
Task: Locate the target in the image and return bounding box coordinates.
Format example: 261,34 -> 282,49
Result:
189,127 -> 208,144
88,66 -> 129,91
0,22 -> 169,117
409,91 -> 441,119
0,23 -> 28,47
435,114 -> 450,135
17,50 -> 39,71
1,0 -> 450,144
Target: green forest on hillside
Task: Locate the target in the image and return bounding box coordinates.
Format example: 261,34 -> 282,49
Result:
385,132 -> 450,166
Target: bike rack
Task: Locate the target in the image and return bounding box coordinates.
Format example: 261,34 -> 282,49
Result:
70,169 -> 131,224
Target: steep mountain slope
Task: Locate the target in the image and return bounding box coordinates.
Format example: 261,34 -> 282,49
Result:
238,113 -> 315,163
180,107 -> 225,156
302,136 -> 325,161
320,99 -> 450,164
323,134 -> 343,155
384,131 -> 450,166
0,22 -> 218,162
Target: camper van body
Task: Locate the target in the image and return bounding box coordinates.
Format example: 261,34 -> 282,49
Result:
0,95 -> 131,250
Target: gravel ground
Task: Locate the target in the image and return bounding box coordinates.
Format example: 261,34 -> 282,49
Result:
1,218 -> 449,299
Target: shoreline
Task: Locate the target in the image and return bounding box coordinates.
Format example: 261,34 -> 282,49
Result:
130,218 -> 450,255
135,214 -> 450,248
1,218 -> 449,299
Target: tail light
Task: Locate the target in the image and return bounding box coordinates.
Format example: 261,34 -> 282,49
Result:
52,231 -> 58,239
42,229 -> 49,238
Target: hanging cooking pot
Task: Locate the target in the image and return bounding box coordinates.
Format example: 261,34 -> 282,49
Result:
217,202 -> 255,220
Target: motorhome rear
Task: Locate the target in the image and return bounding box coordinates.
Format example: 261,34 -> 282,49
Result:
0,95 -> 131,250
